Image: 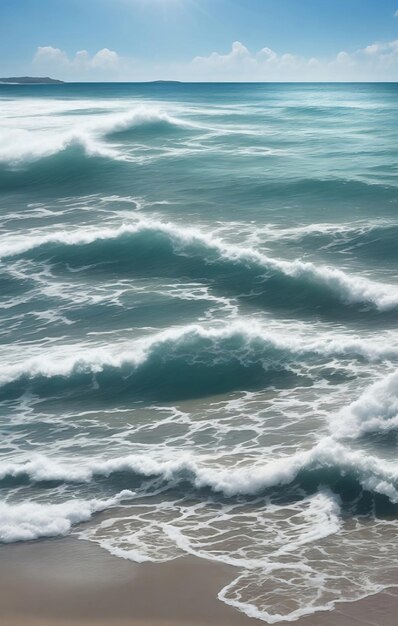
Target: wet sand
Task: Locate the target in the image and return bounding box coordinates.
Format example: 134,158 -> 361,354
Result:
0,536 -> 396,626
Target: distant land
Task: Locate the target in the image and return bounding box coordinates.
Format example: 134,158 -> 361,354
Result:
0,77 -> 184,85
0,76 -> 64,84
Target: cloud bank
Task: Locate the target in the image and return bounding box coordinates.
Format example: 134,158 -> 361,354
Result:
33,47 -> 122,79
191,40 -> 398,81
32,40 -> 398,81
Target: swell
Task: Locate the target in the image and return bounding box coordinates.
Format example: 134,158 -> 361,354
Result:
0,106 -> 196,167
0,322 -> 397,401
1,133 -> 397,215
102,108 -> 198,140
1,439 -> 397,508
1,441 -> 396,545
220,176 -> 398,210
264,221 -> 398,262
0,144 -> 126,193
3,218 -> 398,313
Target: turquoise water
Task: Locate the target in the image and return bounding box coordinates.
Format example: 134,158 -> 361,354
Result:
0,82 -> 397,622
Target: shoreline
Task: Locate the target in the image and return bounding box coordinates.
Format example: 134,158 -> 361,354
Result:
0,536 -> 396,626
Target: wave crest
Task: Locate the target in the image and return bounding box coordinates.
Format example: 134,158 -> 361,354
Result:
0,106 -> 196,166
0,490 -> 134,543
1,322 -> 396,399
333,369 -> 398,438
2,217 -> 398,311
1,439 -> 397,503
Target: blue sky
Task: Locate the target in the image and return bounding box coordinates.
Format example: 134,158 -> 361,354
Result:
2,0 -> 398,80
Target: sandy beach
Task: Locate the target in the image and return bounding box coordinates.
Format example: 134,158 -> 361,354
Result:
0,536 -> 396,626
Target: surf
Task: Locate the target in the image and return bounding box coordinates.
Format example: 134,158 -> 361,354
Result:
0,320 -> 397,397
3,217 -> 398,311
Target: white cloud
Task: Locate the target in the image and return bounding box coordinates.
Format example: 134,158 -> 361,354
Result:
90,48 -> 120,69
31,39 -> 398,82
34,46 -> 69,65
33,46 -> 122,78
192,41 -> 302,80
189,40 -> 398,81
395,10 -> 398,17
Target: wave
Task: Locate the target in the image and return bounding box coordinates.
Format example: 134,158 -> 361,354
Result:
260,219 -> 397,243
0,106 -> 197,167
96,106 -> 199,138
2,217 -> 398,312
222,176 -> 398,209
0,143 -> 128,195
332,369 -> 398,439
0,128 -> 121,166
272,221 -> 398,262
0,321 -> 397,400
230,219 -> 398,264
1,439 -> 397,505
0,490 -> 134,543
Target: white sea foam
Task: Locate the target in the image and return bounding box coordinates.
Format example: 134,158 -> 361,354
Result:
1,217 -> 398,310
1,443 -> 393,622
0,103 -> 198,165
89,106 -> 199,134
247,219 -> 395,242
333,369 -> 398,438
0,319 -> 397,388
1,439 -> 397,501
0,128 -> 121,164
0,490 -> 134,543
2,88 -> 398,626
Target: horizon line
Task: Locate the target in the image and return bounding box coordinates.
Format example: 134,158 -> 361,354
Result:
2,79 -> 398,85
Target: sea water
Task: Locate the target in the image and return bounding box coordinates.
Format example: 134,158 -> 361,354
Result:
0,82 -> 397,622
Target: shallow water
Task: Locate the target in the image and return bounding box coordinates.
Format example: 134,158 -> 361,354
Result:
0,82 -> 397,623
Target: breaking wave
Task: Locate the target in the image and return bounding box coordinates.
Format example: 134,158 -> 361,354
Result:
1,439 -> 397,504
98,106 -> 199,137
333,369 -> 398,439
2,84 -> 398,625
1,322 -> 397,400
0,106 -> 198,167
0,128 -> 120,165
2,218 -> 398,311
0,490 -> 135,543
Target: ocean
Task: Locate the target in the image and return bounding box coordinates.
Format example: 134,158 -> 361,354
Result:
0,82 -> 397,623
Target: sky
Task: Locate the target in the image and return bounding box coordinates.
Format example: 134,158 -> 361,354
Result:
2,0 -> 398,81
